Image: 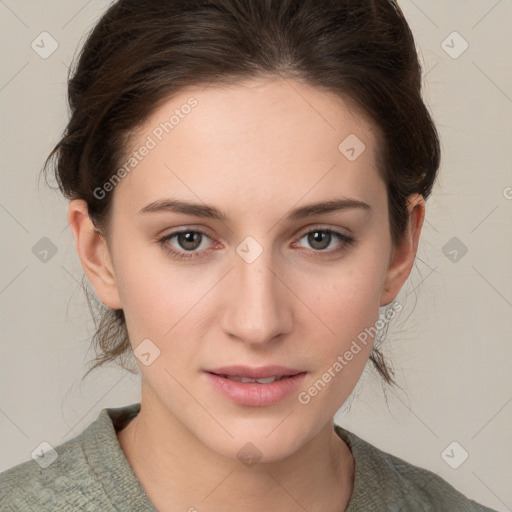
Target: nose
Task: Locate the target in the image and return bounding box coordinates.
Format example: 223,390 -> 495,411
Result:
220,249 -> 293,347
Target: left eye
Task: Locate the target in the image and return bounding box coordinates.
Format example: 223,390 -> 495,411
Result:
296,228 -> 353,253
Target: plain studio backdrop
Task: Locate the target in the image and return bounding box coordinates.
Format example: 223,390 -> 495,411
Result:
0,1 -> 511,510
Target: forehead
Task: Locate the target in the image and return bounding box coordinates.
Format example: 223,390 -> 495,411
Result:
113,77 -> 385,219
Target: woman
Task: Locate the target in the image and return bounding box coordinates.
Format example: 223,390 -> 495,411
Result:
0,0 -> 499,510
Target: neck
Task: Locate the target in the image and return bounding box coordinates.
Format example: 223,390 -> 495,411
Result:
117,390 -> 354,512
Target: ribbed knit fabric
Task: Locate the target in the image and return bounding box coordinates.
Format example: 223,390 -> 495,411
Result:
0,402 -> 497,511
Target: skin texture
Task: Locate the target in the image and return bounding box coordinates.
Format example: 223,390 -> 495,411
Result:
68,77 -> 425,511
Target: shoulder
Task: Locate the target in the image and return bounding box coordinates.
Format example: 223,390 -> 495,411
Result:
0,403 -> 148,512
0,429 -> 102,511
335,425 -> 497,512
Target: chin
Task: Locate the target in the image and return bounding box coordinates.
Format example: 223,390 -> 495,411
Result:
194,417 -> 314,465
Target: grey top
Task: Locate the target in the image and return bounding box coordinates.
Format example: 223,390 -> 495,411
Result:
0,402 -> 497,511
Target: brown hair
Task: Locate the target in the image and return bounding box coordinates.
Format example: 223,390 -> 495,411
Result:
45,0 -> 440,383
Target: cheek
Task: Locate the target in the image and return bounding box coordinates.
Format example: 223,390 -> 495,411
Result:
112,242 -> 204,344
294,253 -> 389,398
301,253 -> 388,344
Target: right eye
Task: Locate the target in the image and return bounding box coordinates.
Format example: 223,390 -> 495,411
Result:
158,228 -> 216,259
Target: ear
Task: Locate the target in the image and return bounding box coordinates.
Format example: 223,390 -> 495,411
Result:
380,193 -> 425,307
68,199 -> 122,309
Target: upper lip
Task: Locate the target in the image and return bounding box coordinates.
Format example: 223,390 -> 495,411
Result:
205,365 -> 305,379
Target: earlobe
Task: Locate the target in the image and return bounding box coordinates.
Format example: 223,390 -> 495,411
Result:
380,194 -> 425,307
68,200 -> 122,309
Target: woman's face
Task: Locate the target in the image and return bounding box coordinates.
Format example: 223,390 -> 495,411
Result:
79,77 -> 421,462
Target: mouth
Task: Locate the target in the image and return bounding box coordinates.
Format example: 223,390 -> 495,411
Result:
211,374 -> 289,384
204,364 -> 304,380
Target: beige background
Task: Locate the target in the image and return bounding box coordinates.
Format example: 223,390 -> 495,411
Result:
1,1 -> 511,510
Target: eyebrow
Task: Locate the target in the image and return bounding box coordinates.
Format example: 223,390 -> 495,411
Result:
140,197 -> 371,221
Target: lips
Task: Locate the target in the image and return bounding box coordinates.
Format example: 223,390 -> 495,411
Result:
204,368 -> 307,407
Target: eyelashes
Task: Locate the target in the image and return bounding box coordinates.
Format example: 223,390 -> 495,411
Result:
157,226 -> 355,260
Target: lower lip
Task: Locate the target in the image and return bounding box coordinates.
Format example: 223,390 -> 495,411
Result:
205,372 -> 307,407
